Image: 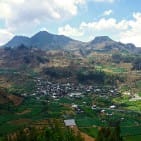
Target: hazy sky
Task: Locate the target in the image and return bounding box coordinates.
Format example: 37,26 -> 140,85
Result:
0,0 -> 141,46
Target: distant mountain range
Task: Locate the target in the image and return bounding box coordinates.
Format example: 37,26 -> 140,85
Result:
2,31 -> 140,54
4,31 -> 84,50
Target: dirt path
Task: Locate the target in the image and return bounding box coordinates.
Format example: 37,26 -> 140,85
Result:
16,109 -> 31,115
81,131 -> 95,141
73,126 -> 95,141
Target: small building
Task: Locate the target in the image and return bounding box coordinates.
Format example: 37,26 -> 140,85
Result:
101,109 -> 105,113
91,105 -> 97,110
72,104 -> 78,108
69,92 -> 82,98
109,105 -> 116,109
64,119 -> 76,127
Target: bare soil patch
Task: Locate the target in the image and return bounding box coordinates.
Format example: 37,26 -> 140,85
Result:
7,94 -> 23,106
16,109 -> 31,115
8,119 -> 31,125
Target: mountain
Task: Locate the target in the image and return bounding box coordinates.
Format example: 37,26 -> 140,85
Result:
86,36 -> 137,53
30,31 -> 74,49
90,36 -> 114,44
3,31 -> 138,54
3,31 -> 83,50
5,36 -> 31,48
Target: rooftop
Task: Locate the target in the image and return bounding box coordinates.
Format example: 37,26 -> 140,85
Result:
64,119 -> 76,126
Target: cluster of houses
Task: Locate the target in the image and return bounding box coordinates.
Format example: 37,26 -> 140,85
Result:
22,77 -> 119,100
21,77 -> 127,124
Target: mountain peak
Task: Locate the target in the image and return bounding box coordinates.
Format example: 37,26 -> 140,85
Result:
4,35 -> 30,48
91,36 -> 114,44
38,30 -> 48,33
31,31 -> 51,37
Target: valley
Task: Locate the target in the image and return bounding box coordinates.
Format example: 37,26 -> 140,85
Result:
0,31 -> 141,141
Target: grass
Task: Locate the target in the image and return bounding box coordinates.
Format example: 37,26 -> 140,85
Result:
0,123 -> 23,136
79,126 -> 141,141
123,135 -> 141,141
136,80 -> 141,87
0,98 -> 46,136
95,64 -> 127,73
79,127 -> 98,138
113,95 -> 141,111
76,117 -> 107,127
0,69 -> 18,74
121,126 -> 141,136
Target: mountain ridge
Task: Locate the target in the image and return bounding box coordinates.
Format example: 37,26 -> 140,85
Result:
90,36 -> 114,44
2,31 -> 140,54
4,31 -> 82,49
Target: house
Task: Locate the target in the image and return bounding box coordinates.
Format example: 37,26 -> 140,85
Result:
109,105 -> 116,109
101,109 -> 105,113
91,105 -> 97,110
64,119 -> 76,127
72,104 -> 78,108
69,92 -> 82,98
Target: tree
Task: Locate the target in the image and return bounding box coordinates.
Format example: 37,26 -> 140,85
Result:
96,124 -> 122,141
132,57 -> 141,70
3,120 -> 84,141
112,54 -> 121,64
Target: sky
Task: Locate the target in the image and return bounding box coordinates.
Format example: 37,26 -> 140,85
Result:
0,0 -> 141,46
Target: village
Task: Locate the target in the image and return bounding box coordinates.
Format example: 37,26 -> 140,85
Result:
19,76 -> 122,118
18,77 -> 141,133
21,77 -> 120,100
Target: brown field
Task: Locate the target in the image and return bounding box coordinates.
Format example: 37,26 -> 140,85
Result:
16,109 -> 31,115
7,94 -> 23,106
8,119 -> 32,125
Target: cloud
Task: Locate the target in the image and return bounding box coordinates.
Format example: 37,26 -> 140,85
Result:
0,29 -> 14,45
119,12 -> 141,47
0,0 -> 85,33
58,24 -> 84,37
0,0 -> 116,28
0,0 -> 86,45
103,9 -> 113,16
58,12 -> 141,46
58,18 -> 128,39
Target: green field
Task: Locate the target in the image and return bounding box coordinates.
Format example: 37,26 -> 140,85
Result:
0,90 -> 141,140
95,64 -> 127,73
123,135 -> 141,141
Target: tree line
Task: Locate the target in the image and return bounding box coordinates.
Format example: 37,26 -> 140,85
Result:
2,120 -> 84,141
